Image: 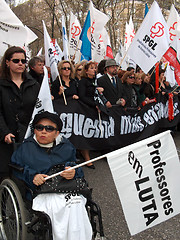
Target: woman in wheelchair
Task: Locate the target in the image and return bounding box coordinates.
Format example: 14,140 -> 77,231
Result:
11,111 -> 93,240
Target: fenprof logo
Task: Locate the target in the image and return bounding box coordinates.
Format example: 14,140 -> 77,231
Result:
150,22 -> 164,39
71,23 -> 81,39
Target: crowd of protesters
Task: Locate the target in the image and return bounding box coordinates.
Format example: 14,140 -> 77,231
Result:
0,46 -> 180,178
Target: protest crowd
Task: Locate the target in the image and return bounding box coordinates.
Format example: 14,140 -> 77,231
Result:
1,0 -> 180,239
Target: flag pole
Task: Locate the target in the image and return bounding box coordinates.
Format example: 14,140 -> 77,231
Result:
45,153 -> 107,180
58,74 -> 67,105
98,110 -> 103,137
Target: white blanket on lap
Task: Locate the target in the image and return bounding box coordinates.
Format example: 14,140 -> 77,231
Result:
32,193 -> 93,240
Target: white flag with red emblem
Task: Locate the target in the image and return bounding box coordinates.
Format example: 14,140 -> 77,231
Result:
89,1 -> 109,62
125,17 -> 135,51
69,12 -> 82,63
167,4 -> 180,43
126,1 -> 170,74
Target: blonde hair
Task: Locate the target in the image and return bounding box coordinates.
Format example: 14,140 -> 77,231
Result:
57,60 -> 75,79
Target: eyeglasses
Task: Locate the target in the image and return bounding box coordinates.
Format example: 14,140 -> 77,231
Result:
35,124 -> 57,132
11,59 -> 26,64
61,67 -> 71,70
77,68 -> 82,71
129,76 -> 135,79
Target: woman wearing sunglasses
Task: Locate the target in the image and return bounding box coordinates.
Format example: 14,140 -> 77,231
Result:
121,70 -> 138,109
51,60 -> 79,100
0,46 -> 40,180
11,111 -> 92,240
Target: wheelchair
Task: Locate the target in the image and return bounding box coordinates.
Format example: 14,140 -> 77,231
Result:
0,165 -> 105,240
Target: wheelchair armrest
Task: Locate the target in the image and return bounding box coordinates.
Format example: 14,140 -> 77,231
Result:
9,163 -> 24,172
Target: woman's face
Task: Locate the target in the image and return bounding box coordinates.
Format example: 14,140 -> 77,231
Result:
76,64 -> 83,79
135,76 -> 142,85
6,52 -> 26,76
61,62 -> 71,78
126,74 -> 135,84
160,72 -> 165,81
34,119 -> 59,145
86,63 -> 97,78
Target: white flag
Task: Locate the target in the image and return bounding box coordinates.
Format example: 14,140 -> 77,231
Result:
69,12 -> 82,63
89,1 -> 109,62
125,17 -> 135,51
167,4 -> 180,42
127,1 -> 170,74
43,20 -> 59,81
51,38 -> 63,62
24,67 -> 54,139
165,64 -> 176,87
0,0 -> 37,56
62,15 -> 69,60
37,47 -> 43,56
106,130 -> 180,235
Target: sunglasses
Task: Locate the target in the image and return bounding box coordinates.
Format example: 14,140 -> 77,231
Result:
77,68 -> 82,71
61,67 -> 71,70
35,124 -> 57,132
11,59 -> 26,64
129,76 -> 135,79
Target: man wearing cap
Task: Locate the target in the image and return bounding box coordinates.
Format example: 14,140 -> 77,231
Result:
11,111 -> 93,240
97,59 -> 126,107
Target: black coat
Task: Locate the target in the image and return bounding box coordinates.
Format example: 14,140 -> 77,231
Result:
97,74 -> 125,105
78,77 -> 97,107
51,77 -> 78,100
0,74 -> 40,177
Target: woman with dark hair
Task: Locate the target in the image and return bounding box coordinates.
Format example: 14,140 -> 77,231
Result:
78,61 -> 106,169
158,69 -> 173,95
121,71 -> 138,109
78,61 -> 104,107
51,60 -> 79,100
0,46 -> 40,179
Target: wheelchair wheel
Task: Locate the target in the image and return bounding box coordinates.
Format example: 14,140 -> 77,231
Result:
0,179 -> 28,240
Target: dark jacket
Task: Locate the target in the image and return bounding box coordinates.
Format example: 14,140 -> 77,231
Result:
97,74 -> 125,105
122,83 -> 138,108
51,77 -> 78,100
27,69 -> 44,86
0,74 -> 40,142
11,136 -> 83,190
0,74 -> 39,178
78,77 -> 97,107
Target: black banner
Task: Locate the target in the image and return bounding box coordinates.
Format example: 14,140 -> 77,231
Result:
53,94 -> 180,150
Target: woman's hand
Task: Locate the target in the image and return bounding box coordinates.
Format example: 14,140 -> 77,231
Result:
96,87 -> 104,94
106,101 -> 112,108
33,174 -> 48,186
60,167 -> 75,180
72,95 -> 79,99
4,133 -> 15,144
58,86 -> 64,95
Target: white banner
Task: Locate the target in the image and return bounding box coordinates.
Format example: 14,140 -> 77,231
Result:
24,66 -> 54,139
107,130 -> 180,235
0,0 -> 37,56
69,12 -> 82,63
127,1 -> 170,74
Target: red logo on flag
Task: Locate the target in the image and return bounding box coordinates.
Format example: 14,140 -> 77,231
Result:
71,23 -> 81,39
169,22 -> 177,41
150,22 -> 164,39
